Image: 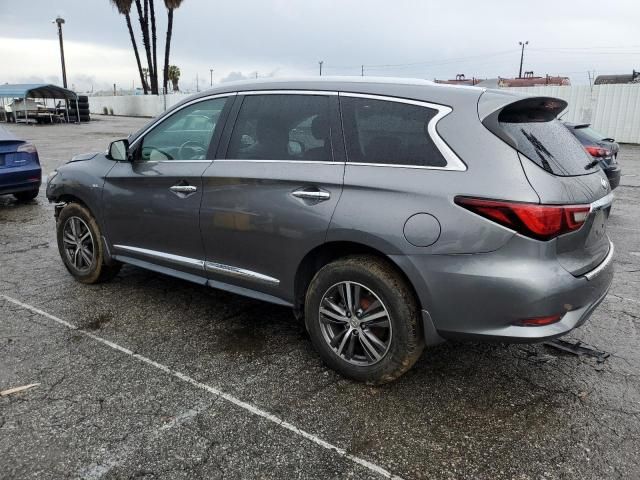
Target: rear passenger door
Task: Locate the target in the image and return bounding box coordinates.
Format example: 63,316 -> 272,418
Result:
199,92 -> 344,302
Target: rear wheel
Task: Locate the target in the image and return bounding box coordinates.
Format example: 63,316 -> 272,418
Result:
56,203 -> 121,283
305,255 -> 424,384
14,189 -> 39,202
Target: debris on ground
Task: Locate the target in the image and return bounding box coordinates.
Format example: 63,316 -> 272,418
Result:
0,383 -> 40,397
543,339 -> 611,366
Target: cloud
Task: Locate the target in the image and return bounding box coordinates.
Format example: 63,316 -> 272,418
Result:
1,0 -> 639,88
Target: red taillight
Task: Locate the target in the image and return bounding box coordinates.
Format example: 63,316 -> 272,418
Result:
17,142 -> 38,154
585,146 -> 610,158
455,197 -> 591,241
515,314 -> 563,327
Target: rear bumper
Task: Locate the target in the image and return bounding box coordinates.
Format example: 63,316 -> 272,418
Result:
0,167 -> 42,195
604,165 -> 621,190
392,236 -> 614,343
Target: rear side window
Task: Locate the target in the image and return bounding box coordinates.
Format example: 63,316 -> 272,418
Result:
499,119 -> 593,176
226,94 -> 332,161
340,96 -> 447,167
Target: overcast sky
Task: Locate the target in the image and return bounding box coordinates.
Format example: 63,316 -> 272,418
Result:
1,0 -> 639,92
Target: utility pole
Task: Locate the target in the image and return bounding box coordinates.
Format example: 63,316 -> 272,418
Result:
196,73 -> 199,92
54,16 -> 68,88
361,65 -> 364,77
518,41 -> 529,79
210,68 -> 213,87
319,60 -> 323,76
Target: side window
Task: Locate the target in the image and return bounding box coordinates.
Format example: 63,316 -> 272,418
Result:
340,96 -> 447,167
226,94 -> 332,161
140,96 -> 228,161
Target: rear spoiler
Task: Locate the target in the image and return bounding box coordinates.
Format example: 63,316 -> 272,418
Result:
478,90 -> 568,149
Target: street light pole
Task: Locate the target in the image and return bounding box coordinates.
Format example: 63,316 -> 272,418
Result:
54,16 -> 68,88
518,41 -> 529,79
210,68 -> 213,87
319,60 -> 323,76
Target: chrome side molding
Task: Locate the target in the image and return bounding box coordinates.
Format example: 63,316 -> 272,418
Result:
205,262 -> 280,286
114,245 -> 205,269
113,244 -> 280,286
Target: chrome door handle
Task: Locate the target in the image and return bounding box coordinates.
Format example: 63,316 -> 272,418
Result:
170,185 -> 197,193
291,188 -> 331,201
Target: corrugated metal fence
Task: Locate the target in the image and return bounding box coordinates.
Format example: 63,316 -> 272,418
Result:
506,84 -> 640,144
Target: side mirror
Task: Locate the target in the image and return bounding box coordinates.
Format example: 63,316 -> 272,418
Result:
108,139 -> 129,161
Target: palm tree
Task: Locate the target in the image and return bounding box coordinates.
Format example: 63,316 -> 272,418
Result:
149,0 -> 159,94
163,0 -> 184,94
110,0 -> 148,94
168,65 -> 181,92
134,0 -> 158,94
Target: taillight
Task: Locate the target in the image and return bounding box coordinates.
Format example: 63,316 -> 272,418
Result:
17,142 -> 38,154
585,146 -> 610,158
454,196 -> 591,241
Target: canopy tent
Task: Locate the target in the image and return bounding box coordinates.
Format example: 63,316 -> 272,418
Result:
0,84 -> 79,124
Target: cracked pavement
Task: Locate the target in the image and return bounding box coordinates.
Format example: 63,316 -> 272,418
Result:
1,117 -> 639,479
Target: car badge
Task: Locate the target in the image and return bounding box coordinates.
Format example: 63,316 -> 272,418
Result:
601,178 -> 608,190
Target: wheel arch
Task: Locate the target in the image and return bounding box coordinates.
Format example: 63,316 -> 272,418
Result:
293,241 -> 422,319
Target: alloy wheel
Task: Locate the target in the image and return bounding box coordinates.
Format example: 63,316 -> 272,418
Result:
62,216 -> 95,273
318,281 -> 392,366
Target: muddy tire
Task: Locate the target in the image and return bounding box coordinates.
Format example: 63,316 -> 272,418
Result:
305,255 -> 424,384
56,203 -> 121,284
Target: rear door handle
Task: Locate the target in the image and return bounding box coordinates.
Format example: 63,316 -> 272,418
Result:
170,185 -> 197,193
291,187 -> 331,201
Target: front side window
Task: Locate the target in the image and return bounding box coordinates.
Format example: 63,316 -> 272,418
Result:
340,96 -> 447,167
140,96 -> 228,161
226,94 -> 332,161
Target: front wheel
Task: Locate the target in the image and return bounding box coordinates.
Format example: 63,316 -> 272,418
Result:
305,255 -> 424,384
56,203 -> 121,284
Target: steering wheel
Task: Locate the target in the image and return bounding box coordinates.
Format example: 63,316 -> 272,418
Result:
179,140 -> 208,159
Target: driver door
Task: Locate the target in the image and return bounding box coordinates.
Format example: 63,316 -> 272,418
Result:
102,94 -> 234,277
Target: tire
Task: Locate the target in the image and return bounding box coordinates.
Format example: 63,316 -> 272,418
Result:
14,189 -> 39,202
56,203 -> 121,284
305,255 -> 424,384
78,108 -> 90,115
79,114 -> 91,122
77,95 -> 89,103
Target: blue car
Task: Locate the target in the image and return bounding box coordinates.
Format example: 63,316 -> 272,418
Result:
0,125 -> 41,201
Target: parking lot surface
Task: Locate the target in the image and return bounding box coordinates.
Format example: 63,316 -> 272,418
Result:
1,116 -> 639,479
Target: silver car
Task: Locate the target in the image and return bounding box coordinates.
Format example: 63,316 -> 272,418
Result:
47,78 -> 615,384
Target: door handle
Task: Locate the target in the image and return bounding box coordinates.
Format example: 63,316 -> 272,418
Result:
170,185 -> 197,193
291,188 -> 331,201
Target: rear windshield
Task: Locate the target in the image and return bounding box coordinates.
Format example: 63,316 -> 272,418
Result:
499,119 -> 593,176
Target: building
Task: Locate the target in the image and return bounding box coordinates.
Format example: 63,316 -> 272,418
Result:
594,70 -> 640,85
497,72 -> 570,87
433,74 -> 485,86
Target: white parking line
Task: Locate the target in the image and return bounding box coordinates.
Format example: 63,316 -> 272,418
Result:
1,294 -> 405,480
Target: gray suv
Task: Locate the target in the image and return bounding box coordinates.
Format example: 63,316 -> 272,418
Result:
47,78 -> 615,384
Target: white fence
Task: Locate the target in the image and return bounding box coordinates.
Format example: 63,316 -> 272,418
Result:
505,84 -> 640,144
89,84 -> 640,144
89,93 -> 190,118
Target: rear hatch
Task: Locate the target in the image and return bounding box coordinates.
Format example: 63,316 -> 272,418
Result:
0,126 -> 23,169
479,92 -> 612,276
